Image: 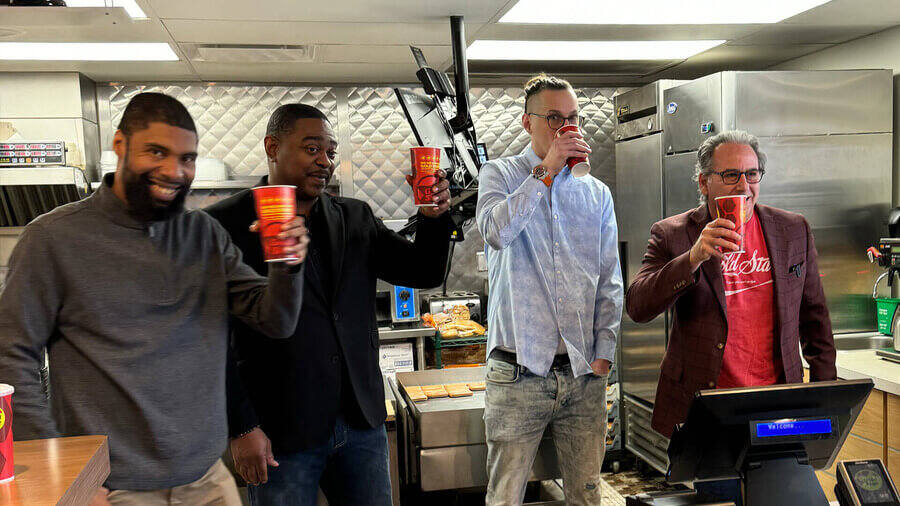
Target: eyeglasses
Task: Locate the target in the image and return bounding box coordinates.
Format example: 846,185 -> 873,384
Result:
710,168 -> 765,185
527,112 -> 585,130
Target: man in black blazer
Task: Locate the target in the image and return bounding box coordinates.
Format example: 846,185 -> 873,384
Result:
205,103 -> 453,506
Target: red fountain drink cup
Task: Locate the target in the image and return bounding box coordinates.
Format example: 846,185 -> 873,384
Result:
251,185 -> 299,263
715,195 -> 750,254
408,147 -> 441,207
556,124 -> 590,177
0,384 -> 14,483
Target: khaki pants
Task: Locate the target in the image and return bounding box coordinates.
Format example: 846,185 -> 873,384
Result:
108,459 -> 242,506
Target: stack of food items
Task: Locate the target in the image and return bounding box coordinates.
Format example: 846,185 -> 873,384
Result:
403,381 -> 486,402
422,305 -> 486,339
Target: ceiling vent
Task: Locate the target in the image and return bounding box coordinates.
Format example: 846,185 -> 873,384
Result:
188,44 -> 317,63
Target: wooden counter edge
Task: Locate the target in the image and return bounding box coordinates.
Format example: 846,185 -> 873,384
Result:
59,436 -> 110,506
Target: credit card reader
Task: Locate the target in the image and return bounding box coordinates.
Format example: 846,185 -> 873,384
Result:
836,459 -> 899,506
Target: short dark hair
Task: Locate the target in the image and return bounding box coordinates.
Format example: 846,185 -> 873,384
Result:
265,103 -> 330,139
524,73 -> 574,113
117,92 -> 196,137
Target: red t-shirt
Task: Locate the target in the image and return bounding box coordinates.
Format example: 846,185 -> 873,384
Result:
717,212 -> 784,388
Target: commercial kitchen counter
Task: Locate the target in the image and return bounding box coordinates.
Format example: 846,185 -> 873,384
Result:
394,367 -> 561,493
0,435 -> 109,505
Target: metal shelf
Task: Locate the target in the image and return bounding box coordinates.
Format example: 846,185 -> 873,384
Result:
432,333 -> 488,369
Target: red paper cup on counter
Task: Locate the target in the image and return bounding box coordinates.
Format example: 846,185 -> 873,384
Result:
715,194 -> 750,254
0,384 -> 14,483
556,124 -> 590,177
409,147 -> 441,207
251,185 -> 299,263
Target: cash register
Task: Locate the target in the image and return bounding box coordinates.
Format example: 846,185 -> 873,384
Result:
659,378 -> 889,506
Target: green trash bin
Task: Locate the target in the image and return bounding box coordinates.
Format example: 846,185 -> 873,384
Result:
875,297 -> 900,336
873,272 -> 899,336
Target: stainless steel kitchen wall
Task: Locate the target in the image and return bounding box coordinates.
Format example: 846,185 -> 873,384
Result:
99,83 -> 625,291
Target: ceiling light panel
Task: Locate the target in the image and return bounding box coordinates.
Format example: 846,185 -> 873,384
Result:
499,0 -> 831,24
62,0 -> 148,20
467,40 -> 725,60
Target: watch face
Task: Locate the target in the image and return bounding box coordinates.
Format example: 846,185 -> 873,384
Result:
533,166 -> 548,178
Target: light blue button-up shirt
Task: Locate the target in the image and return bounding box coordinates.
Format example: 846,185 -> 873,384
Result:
476,144 -> 623,377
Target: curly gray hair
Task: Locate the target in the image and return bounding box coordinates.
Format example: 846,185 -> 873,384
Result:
693,130 -> 767,204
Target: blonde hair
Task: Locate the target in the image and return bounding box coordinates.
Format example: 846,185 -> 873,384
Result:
524,73 -> 574,113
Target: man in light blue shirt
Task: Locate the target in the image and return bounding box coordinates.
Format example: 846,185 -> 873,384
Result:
477,73 -> 623,506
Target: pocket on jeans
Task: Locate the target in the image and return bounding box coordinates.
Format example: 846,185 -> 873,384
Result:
485,358 -> 519,383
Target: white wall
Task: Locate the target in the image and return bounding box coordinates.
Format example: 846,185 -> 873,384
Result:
774,26 -> 900,205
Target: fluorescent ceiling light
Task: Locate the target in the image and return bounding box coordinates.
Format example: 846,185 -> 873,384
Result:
499,0 -> 831,24
62,0 -> 148,20
0,43 -> 178,61
467,40 -> 725,61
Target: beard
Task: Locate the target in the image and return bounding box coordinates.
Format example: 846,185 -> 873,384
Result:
120,153 -> 189,222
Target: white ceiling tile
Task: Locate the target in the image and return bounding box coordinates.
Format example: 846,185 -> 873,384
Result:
476,23 -> 762,41
191,61 -> 422,83
651,43 -> 833,79
781,0 -> 900,25
149,0 -> 510,23
163,19 -> 480,45
731,24 -> 890,45
0,60 -> 197,81
320,44 -> 450,64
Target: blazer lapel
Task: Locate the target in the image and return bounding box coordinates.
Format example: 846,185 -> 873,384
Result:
688,205 -> 727,319
756,205 -> 786,330
319,193 -> 346,302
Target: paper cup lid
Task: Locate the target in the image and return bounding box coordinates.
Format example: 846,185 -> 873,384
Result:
0,384 -> 14,396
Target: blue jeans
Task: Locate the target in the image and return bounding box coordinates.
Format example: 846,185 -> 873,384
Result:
484,357 -> 609,506
247,416 -> 392,506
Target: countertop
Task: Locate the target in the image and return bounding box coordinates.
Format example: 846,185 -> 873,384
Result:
834,349 -> 900,396
0,435 -> 109,505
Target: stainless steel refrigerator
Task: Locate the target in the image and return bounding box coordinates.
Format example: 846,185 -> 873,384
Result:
614,80 -> 685,473
615,70 -> 892,474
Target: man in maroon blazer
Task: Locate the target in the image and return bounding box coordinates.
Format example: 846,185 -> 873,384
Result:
626,130 -> 837,442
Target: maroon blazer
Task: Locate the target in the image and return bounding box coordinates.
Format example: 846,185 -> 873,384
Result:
625,204 -> 836,438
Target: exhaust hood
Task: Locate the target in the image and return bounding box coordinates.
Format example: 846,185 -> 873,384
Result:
0,140 -> 91,227
0,167 -> 91,227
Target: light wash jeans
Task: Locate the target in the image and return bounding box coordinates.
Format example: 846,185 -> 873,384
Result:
484,357 -> 609,506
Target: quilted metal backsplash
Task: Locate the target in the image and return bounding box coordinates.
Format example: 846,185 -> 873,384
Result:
107,85 -> 338,178
100,84 -> 625,292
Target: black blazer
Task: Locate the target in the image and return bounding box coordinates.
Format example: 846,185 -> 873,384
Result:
205,183 -> 453,453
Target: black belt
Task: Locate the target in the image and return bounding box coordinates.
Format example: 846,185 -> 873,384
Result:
489,348 -> 571,371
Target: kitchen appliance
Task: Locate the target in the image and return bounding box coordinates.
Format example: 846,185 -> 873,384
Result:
614,80 -> 685,474
390,285 -> 420,324
376,280 -> 421,326
663,70 -> 891,336
0,140 -> 91,227
391,368 -> 561,496
421,291 -> 483,323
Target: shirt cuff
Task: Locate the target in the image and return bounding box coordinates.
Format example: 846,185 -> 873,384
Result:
593,328 -> 617,364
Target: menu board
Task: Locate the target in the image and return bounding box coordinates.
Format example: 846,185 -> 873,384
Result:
0,141 -> 66,167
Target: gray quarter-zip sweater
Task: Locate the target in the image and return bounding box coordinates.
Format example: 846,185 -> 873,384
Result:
0,175 -> 304,490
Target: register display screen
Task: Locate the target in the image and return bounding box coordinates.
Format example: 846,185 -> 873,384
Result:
756,418 -> 833,438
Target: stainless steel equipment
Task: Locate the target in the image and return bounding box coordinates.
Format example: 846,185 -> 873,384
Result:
422,291 -> 483,323
663,70 -> 892,335
393,368 -> 561,493
0,168 -> 91,226
614,80 -> 685,474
